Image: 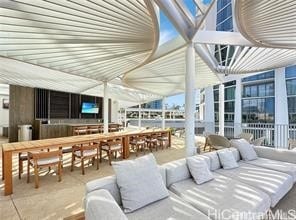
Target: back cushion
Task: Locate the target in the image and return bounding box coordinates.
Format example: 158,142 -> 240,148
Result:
228,147 -> 241,162
202,151 -> 221,170
163,158 -> 191,187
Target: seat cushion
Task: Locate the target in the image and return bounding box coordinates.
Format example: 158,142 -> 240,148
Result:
215,162 -> 293,207
169,173 -> 271,220
34,156 -> 60,166
244,158 -> 296,183
101,144 -> 122,151
74,149 -> 97,157
112,154 -> 169,213
126,191 -> 210,220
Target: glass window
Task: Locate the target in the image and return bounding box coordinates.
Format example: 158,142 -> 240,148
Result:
225,101 -> 234,113
214,90 -> 219,102
225,87 -> 235,100
288,97 -> 296,113
265,83 -> 274,96
287,79 -> 296,96
242,98 -> 274,123
285,65 -> 296,78
224,80 -> 236,87
214,103 -> 219,112
242,71 -> 274,82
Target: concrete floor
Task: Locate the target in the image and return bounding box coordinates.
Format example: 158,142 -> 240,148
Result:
0,136 -> 295,220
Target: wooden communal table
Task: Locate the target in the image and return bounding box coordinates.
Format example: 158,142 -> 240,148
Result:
1,129 -> 171,196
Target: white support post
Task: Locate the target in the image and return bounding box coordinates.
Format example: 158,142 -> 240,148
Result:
204,86 -> 215,133
162,97 -> 166,129
138,103 -> 142,129
234,79 -> 242,137
275,68 -> 289,148
103,81 -> 109,134
219,84 -> 225,136
185,44 -> 197,156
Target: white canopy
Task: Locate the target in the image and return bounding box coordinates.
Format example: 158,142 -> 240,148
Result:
0,0 -> 161,106
235,0 -> 296,49
124,37 -> 222,96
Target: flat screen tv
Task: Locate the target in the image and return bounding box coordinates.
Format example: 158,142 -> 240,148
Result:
81,102 -> 99,114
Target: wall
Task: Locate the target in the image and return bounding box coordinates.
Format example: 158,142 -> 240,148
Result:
0,94 -> 9,136
9,85 -> 35,142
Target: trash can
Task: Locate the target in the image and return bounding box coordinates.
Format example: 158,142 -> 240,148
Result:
18,125 -> 32,141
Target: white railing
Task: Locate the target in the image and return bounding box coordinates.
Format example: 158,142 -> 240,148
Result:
125,118 -> 295,149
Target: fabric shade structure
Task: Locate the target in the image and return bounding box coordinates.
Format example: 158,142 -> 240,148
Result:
123,37 -> 222,97
235,0 -> 296,49
0,0 -> 161,107
198,44 -> 296,75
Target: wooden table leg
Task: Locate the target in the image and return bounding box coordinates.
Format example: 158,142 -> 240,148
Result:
4,151 -> 13,196
122,136 -> 129,159
2,148 -> 4,180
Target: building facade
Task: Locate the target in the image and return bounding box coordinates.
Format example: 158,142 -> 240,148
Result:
199,0 -> 294,148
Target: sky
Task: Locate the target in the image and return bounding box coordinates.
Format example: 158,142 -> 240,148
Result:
158,1 -> 208,107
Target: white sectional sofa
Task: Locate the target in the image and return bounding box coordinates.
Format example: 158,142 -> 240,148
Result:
85,146 -> 296,220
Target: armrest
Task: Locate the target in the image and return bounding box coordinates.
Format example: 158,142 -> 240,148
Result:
85,175 -> 122,205
254,146 -> 296,164
85,189 -> 127,220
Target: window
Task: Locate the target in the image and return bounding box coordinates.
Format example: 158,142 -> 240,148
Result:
285,65 -> 296,79
242,71 -> 274,82
242,98 -> 274,123
214,90 -> 219,102
243,83 -> 274,97
225,101 -> 234,113
287,79 -> 296,96
225,87 -> 235,100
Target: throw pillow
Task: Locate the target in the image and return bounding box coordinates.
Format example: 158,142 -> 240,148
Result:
231,139 -> 258,161
112,154 -> 169,213
217,149 -> 239,169
187,156 -> 214,184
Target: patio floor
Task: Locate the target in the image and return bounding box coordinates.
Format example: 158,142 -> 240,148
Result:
0,136 -> 295,220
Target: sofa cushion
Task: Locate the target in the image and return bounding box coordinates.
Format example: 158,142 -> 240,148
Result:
86,176 -> 122,205
228,147 -> 241,162
126,191 -> 210,220
215,162 -> 293,207
85,189 -> 127,220
187,156 -> 214,184
231,139 -> 258,161
112,154 -> 169,213
217,149 -> 239,169
169,173 -> 271,220
202,151 -> 221,170
244,158 -> 296,183
163,158 -> 191,187
85,166 -> 167,206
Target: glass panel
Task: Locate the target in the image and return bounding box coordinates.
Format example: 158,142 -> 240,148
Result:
225,101 -> 234,112
225,87 -> 235,100
242,98 -> 274,123
286,79 -> 296,95
214,90 -> 219,101
214,103 -> 219,112
265,83 -> 274,96
285,65 -> 296,78
242,71 -> 274,82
